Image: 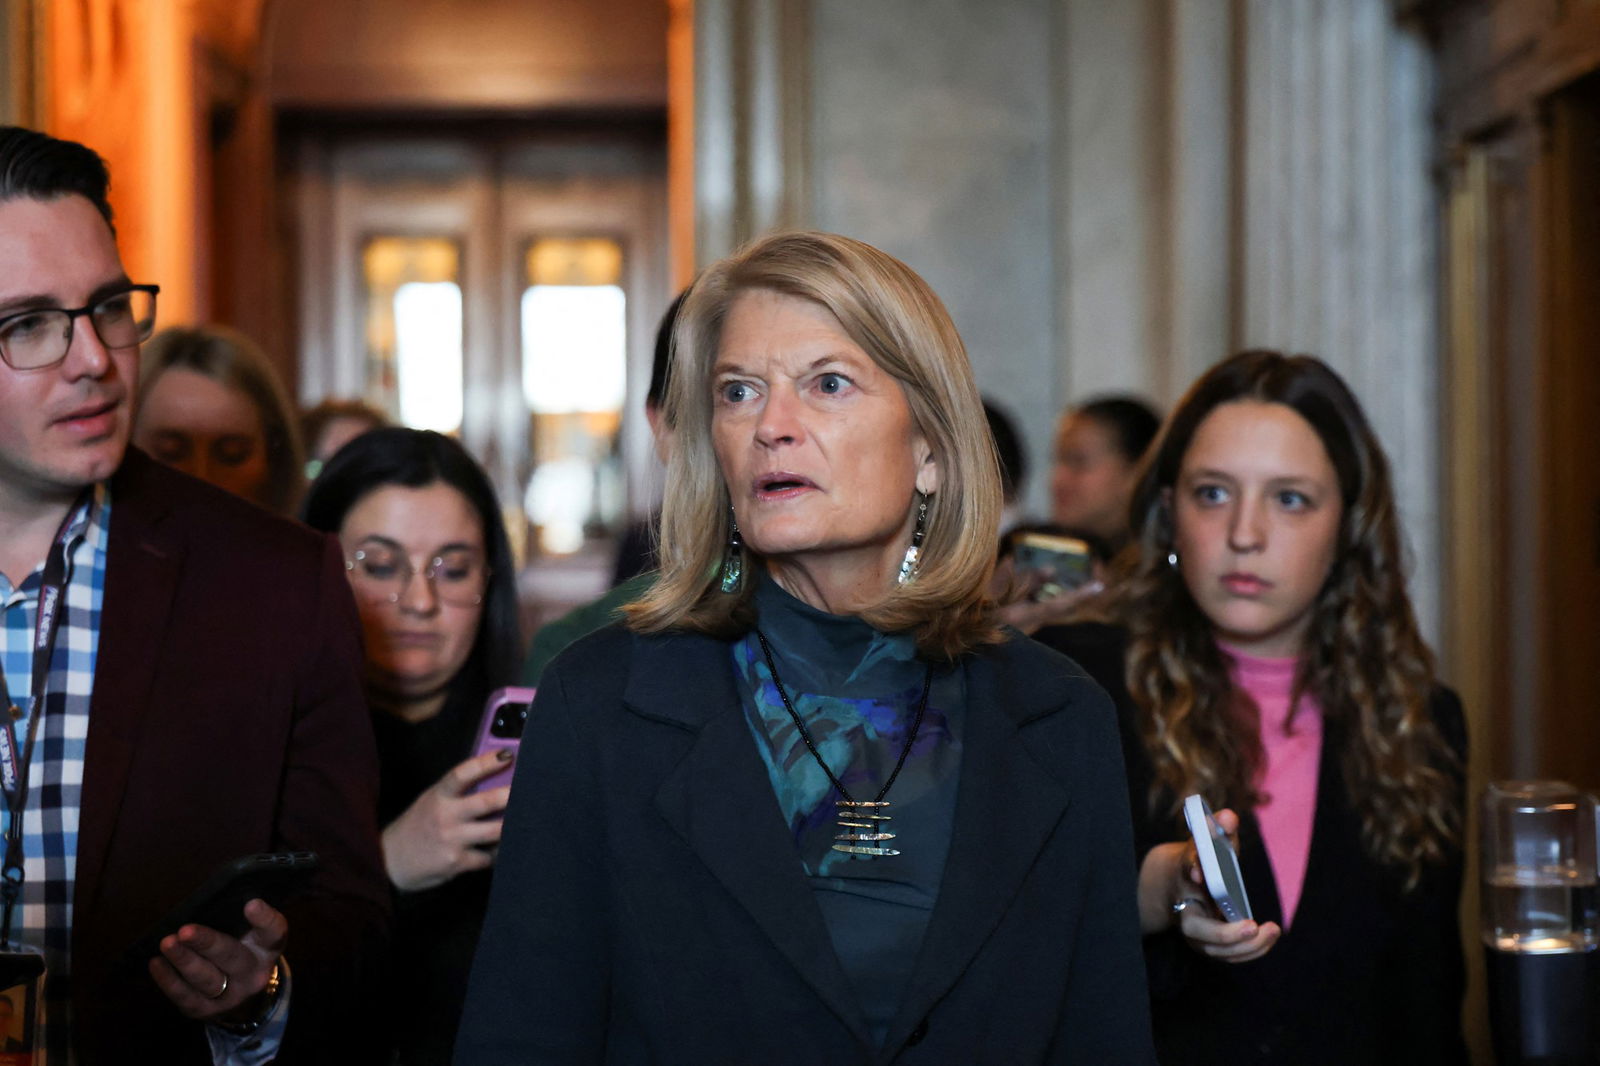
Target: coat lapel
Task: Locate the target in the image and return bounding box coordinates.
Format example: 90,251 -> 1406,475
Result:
1270,714 -> 1345,936
883,647 -> 1072,1051
76,450 -> 184,914
637,632 -> 873,1046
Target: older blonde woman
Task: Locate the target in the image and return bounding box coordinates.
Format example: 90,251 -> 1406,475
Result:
457,232 -> 1155,1064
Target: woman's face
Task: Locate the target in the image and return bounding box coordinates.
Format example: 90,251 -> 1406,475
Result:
711,289 -> 935,592
1050,413 -> 1138,540
338,481 -> 487,703
135,367 -> 272,506
310,415 -> 380,465
1171,400 -> 1344,658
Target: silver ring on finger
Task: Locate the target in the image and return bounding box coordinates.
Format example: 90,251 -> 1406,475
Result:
1171,897 -> 1207,916
209,972 -> 229,1000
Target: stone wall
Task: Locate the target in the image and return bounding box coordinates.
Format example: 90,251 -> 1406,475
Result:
696,0 -> 1444,639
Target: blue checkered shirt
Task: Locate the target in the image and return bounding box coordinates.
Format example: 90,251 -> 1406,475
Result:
0,487 -> 104,1062
1,487 -> 284,1065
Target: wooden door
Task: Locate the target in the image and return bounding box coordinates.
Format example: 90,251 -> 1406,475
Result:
1537,74 -> 1600,789
287,122 -> 668,598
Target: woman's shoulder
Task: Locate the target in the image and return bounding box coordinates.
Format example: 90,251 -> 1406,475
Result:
539,622 -> 733,704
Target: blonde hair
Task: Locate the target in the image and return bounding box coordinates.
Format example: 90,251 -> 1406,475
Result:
626,231 -> 1003,658
139,325 -> 307,514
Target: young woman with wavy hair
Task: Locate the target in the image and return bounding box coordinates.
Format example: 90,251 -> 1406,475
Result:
1036,350 -> 1466,1065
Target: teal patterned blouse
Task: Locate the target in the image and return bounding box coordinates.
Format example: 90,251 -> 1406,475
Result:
732,574 -> 966,1047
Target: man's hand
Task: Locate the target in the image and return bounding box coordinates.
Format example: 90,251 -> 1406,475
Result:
383,749 -> 512,893
148,898 -> 285,1025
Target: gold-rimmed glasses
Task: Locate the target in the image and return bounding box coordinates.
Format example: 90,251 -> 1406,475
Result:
344,544 -> 489,607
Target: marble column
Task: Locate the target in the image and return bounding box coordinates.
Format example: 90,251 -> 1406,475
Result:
1237,0 -> 1440,636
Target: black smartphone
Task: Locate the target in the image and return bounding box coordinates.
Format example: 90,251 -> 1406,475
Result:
127,851 -> 320,962
1011,532 -> 1095,599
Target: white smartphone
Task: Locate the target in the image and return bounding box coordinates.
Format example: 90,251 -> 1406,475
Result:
1182,794 -> 1254,923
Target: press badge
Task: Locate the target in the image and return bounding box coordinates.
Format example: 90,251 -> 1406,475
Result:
0,947 -> 43,1063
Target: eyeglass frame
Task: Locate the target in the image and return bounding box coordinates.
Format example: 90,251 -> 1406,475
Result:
0,283 -> 161,371
343,547 -> 491,607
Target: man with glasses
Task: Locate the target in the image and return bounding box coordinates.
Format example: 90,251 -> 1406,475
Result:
0,126 -> 386,1064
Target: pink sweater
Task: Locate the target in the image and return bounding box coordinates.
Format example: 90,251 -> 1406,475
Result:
1221,643 -> 1323,929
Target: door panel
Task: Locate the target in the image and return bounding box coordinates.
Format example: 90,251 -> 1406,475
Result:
290,125 -> 668,603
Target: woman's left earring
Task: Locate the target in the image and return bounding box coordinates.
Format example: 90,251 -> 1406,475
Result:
720,514 -> 745,593
896,494 -> 929,585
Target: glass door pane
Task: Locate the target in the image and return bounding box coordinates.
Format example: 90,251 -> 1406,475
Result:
362,236 -> 464,432
520,237 -> 627,555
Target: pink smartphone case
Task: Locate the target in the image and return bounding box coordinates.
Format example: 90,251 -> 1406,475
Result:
471,686 -> 536,794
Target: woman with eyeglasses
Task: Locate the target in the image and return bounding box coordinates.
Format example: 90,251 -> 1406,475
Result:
302,427 -> 521,1065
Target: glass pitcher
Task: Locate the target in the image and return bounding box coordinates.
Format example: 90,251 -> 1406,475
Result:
1481,780 -> 1599,1065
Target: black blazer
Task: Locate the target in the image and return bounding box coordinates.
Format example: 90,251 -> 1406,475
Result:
457,624 -> 1158,1064
1035,622 -> 1468,1066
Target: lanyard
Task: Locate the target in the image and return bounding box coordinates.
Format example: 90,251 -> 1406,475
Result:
0,498 -> 83,948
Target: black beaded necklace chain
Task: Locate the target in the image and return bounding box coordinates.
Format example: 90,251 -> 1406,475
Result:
754,628 -> 933,858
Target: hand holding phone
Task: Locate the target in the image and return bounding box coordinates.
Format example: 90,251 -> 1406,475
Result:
128,851 -> 319,963
148,896 -> 288,1023
1010,533 -> 1094,600
1182,794 -> 1254,923
470,686 -> 534,795
383,738 -> 520,893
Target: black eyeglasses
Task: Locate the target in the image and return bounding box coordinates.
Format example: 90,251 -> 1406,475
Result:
0,284 -> 160,371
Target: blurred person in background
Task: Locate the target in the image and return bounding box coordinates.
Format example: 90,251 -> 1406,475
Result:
983,398 -> 1027,534
303,428 -> 521,1065
992,394 -> 1160,635
300,398 -> 389,482
133,324 -> 305,515
1050,394 -> 1160,554
608,290 -> 687,588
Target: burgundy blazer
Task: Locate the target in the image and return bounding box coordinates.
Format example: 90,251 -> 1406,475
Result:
68,448 -> 389,1064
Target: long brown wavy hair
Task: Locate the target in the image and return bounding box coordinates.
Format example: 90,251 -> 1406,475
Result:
1118,350 -> 1459,889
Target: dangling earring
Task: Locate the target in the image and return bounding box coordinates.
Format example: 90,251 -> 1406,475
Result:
897,494 -> 929,585
719,511 -> 745,593
1166,550 -> 1179,568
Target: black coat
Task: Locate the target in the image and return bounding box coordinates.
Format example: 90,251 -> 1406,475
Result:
456,623 -> 1157,1065
1034,622 -> 1468,1066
